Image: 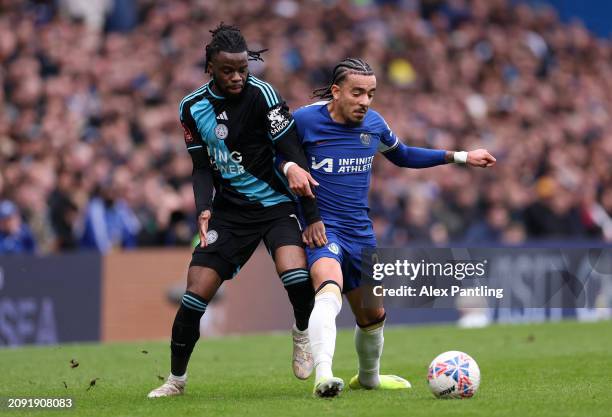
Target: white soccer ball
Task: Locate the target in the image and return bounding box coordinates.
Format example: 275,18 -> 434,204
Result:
427,351 -> 480,399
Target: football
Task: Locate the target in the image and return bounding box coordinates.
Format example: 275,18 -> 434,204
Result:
427,351 -> 480,399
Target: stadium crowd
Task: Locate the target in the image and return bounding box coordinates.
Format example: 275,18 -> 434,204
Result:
1,0 -> 611,254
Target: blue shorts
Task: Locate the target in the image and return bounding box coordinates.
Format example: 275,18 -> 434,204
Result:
306,230 -> 376,293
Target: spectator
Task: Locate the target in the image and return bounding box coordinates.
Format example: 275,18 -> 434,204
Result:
464,204 -> 510,243
0,200 -> 37,254
48,170 -> 80,250
1,0 -> 612,253
80,180 -> 140,253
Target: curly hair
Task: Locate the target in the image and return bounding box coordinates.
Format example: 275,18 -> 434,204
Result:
204,22 -> 267,68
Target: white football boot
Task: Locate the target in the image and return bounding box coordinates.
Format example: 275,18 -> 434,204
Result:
147,375 -> 186,398
292,325 -> 314,380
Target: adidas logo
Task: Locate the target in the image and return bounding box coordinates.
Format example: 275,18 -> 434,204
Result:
216,111 -> 228,120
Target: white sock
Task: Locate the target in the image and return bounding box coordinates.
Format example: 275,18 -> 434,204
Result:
308,290 -> 342,381
170,373 -> 187,383
354,322 -> 384,388
292,323 -> 307,337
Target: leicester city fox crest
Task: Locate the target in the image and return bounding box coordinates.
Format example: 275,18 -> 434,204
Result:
206,230 -> 218,245
215,124 -> 228,140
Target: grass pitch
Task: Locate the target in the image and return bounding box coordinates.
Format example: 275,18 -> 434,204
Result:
0,320 -> 610,417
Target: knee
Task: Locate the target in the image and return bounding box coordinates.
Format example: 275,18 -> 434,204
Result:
185,282 -> 213,301
274,246 -> 307,271
316,280 -> 341,297
310,258 -> 343,291
313,281 -> 343,314
356,309 -> 386,329
186,266 -> 222,300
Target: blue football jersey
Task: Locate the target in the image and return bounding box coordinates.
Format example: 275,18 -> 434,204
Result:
293,101 -> 399,238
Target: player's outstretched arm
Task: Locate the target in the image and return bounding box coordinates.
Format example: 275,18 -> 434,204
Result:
382,142 -> 446,168
382,142 -> 495,169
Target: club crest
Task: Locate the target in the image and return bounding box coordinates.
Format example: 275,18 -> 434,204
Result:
360,132 -> 371,145
328,243 -> 340,255
215,124 -> 228,140
206,230 -> 218,244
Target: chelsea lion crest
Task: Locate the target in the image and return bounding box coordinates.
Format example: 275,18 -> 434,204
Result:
360,132 -> 371,145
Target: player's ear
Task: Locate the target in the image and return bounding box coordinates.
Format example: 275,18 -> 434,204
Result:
331,84 -> 341,100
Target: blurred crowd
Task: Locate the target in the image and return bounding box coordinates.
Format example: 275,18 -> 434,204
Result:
1,0 -> 612,254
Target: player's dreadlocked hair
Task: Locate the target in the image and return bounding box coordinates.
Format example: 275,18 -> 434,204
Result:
312,58 -> 374,99
204,23 -> 267,69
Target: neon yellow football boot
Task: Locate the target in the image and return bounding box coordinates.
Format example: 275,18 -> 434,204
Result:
348,374 -> 411,390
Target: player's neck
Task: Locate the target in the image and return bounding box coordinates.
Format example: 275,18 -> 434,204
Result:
327,102 -> 348,124
210,81 -> 225,98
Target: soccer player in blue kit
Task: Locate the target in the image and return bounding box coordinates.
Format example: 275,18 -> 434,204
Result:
281,58 -> 496,397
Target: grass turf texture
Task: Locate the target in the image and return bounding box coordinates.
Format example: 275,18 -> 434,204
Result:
1,320 -> 610,417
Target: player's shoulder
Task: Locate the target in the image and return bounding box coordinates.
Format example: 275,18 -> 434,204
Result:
364,108 -> 386,126
246,75 -> 282,108
179,82 -> 210,117
294,101 -> 328,122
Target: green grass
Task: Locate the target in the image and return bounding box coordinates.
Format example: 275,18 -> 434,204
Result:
1,320 -> 611,417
